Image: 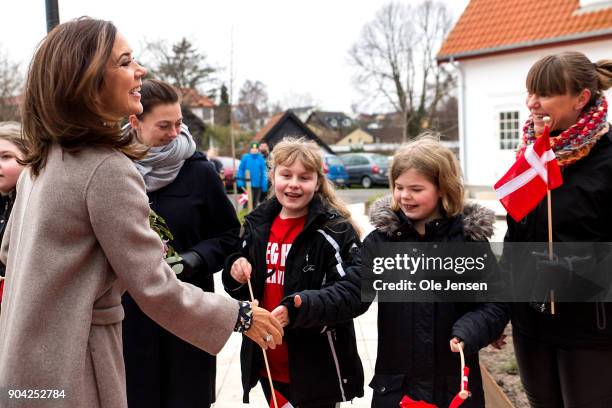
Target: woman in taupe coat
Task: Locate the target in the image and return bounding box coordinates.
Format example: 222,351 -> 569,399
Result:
0,17 -> 282,408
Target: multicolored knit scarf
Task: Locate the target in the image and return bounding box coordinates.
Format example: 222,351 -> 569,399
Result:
519,96 -> 609,167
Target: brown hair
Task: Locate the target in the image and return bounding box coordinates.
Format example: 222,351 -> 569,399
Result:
135,79 -> 180,119
127,79 -> 181,140
21,17 -> 147,177
269,137 -> 360,234
526,51 -> 612,108
390,134 -> 464,217
0,121 -> 29,156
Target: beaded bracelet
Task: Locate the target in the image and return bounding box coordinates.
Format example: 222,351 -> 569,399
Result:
233,301 -> 253,333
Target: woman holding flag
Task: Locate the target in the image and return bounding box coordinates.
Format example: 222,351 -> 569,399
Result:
502,52 -> 612,407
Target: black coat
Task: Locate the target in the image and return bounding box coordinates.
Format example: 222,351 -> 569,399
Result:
505,127 -> 612,349
0,191 -> 15,278
222,196 -> 365,406
122,152 -> 241,407
362,197 -> 509,408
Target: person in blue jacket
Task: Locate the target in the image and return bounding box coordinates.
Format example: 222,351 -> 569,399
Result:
238,142 -> 268,207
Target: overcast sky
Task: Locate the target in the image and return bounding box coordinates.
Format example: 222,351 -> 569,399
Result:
1,0 -> 469,113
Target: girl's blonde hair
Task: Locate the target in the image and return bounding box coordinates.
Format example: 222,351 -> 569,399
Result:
390,134 -> 464,217
269,137 -> 360,233
0,121 -> 29,156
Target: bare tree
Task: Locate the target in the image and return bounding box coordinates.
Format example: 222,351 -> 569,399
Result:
280,91 -> 319,110
349,1 -> 455,142
0,47 -> 23,121
142,38 -> 217,97
238,80 -> 269,131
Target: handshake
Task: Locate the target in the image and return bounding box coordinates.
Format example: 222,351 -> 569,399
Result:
231,257 -> 304,350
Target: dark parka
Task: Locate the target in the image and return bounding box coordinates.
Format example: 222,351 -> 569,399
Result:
505,127 -> 612,349
122,152 -> 241,407
222,196 -> 365,407
363,197 -> 509,408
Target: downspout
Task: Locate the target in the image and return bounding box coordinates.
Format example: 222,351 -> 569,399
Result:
450,56 -> 468,182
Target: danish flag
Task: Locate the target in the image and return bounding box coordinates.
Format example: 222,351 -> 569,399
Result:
494,124 -> 563,222
270,389 -> 293,408
238,192 -> 249,206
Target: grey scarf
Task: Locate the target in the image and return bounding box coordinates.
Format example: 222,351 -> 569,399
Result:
133,124 -> 197,192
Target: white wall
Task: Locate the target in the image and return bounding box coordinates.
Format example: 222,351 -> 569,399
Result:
458,39 -> 612,186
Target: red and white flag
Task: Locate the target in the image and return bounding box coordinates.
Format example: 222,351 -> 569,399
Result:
494,125 -> 563,222
238,192 -> 249,206
270,389 -> 293,408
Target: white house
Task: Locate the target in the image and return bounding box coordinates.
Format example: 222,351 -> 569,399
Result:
437,0 -> 612,187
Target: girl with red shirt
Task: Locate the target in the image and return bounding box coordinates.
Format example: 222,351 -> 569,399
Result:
223,138 -> 364,407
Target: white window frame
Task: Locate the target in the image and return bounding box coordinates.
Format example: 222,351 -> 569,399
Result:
498,110 -> 520,151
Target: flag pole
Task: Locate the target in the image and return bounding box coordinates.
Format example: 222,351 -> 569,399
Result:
543,116 -> 555,315
246,279 -> 279,408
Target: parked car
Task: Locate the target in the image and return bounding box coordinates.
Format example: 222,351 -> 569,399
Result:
322,153 -> 349,187
217,156 -> 241,191
341,153 -> 390,188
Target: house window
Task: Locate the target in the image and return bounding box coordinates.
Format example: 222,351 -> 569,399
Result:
499,111 -> 520,150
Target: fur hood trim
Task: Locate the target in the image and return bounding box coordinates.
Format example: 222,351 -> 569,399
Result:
368,195 -> 495,241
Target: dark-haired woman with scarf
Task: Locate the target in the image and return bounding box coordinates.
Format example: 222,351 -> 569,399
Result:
122,79 -> 241,408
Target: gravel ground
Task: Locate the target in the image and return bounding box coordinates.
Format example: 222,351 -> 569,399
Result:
479,325 -> 530,408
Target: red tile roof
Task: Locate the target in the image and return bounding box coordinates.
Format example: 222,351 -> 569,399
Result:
180,88 -> 216,108
254,112 -> 284,141
438,0 -> 612,62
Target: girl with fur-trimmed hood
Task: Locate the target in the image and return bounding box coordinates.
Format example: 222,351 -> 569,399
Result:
362,136 -> 509,407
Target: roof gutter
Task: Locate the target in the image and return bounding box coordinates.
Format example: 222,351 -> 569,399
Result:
437,29 -> 612,63
449,57 -> 468,181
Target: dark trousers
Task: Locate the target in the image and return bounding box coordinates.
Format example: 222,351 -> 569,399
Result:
513,327 -> 612,408
122,293 -> 216,408
259,377 -> 339,408
251,187 -> 262,207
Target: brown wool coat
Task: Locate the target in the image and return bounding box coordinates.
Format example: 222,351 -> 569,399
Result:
0,145 -> 238,407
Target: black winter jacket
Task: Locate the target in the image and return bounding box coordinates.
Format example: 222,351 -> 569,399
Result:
222,196 -> 365,406
505,127 -> 612,349
122,152 -> 241,407
363,197 -> 509,408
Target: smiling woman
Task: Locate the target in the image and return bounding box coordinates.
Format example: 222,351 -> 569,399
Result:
0,17 -> 282,408
507,51 -> 612,407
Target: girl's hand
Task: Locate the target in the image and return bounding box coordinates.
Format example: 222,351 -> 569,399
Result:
271,305 -> 289,327
270,295 -> 303,328
449,337 -> 465,353
230,257 -> 252,284
244,301 -> 284,350
489,334 -> 507,350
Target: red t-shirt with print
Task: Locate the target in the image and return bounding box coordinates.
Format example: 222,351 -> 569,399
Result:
259,213 -> 307,383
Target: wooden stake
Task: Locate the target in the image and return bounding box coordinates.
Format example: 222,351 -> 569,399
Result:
547,189 -> 555,315
246,279 -> 278,408
544,116 -> 555,315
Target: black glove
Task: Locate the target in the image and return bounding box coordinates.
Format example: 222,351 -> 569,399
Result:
178,250 -> 204,279
529,251 -> 592,313
533,252 -> 573,291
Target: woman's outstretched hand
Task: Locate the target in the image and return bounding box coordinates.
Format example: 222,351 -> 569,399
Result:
244,301 -> 284,350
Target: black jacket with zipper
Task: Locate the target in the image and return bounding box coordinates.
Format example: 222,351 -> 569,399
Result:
222,196 -> 364,406
361,197 -> 509,408
505,126 -> 612,349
